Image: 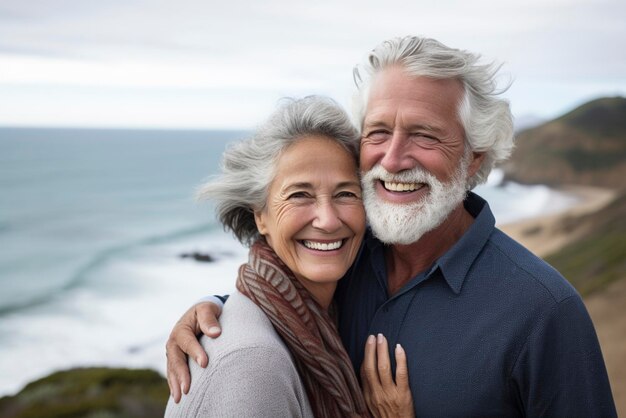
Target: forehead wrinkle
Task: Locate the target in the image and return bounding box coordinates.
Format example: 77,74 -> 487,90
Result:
336,180 -> 361,189
284,182 -> 314,189
362,120 -> 388,133
364,103 -> 447,134
277,182 -> 314,196
396,107 -> 447,134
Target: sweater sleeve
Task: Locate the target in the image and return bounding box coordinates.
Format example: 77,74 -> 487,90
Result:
511,295 -> 617,417
165,344 -> 312,418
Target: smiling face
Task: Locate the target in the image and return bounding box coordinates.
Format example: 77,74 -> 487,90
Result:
359,67 -> 485,244
254,135 -> 365,307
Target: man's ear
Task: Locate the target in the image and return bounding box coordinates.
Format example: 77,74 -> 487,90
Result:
468,152 -> 486,178
254,211 -> 268,235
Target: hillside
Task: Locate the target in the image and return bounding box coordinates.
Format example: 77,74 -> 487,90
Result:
503,96 -> 626,188
543,191 -> 626,295
0,368 -> 169,418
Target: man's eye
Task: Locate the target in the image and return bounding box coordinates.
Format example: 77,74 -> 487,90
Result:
412,133 -> 439,143
364,130 -> 390,142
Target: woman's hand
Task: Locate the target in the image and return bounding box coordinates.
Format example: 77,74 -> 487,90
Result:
360,334 -> 414,418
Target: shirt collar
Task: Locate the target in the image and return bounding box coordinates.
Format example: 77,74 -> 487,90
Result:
434,192 -> 495,294
363,192 -> 496,295
363,228 -> 387,293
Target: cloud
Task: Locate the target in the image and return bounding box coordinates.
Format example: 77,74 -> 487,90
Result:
0,0 -> 625,127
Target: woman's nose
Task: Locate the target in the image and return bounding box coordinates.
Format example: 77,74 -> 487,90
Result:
311,201 -> 342,232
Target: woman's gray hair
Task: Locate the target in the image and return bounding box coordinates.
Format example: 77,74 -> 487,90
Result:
198,96 -> 360,246
353,36 -> 514,189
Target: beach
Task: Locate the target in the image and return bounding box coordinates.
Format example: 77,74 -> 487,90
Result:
500,186 -> 625,415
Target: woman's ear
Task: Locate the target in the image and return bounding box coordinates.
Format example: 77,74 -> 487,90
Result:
254,211 -> 268,236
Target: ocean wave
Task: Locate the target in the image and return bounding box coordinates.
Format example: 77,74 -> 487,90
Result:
0,222 -> 223,317
0,229 -> 247,397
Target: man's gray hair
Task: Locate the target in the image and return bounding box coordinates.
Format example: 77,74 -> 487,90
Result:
353,36 -> 514,189
198,96 -> 360,246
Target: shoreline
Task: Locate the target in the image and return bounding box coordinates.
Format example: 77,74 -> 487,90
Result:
498,185 -> 617,257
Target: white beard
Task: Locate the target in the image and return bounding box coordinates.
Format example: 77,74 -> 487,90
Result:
361,161 -> 470,245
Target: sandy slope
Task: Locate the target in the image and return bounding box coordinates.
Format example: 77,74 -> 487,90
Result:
500,186 -> 625,415
585,277 -> 626,415
498,186 -> 617,258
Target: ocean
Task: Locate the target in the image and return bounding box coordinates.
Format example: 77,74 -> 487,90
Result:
0,127 -> 578,396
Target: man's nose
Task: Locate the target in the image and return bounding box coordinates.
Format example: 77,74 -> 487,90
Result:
380,132 -> 415,173
311,201 -> 342,232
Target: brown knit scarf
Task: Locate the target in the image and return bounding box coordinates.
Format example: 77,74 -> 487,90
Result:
236,239 -> 370,418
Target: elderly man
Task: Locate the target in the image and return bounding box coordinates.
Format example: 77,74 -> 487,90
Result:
166,36 -> 616,416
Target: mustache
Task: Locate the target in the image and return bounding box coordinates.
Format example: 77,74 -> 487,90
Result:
362,164 -> 438,184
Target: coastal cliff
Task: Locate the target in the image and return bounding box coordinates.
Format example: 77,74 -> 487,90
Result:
503,96 -> 626,189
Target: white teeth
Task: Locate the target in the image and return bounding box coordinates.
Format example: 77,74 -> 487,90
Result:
384,181 -> 419,192
303,240 -> 343,251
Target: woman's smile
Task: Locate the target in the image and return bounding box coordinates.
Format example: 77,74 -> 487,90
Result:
254,134 -> 366,307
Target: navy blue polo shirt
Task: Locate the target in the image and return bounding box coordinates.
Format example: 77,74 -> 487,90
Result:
335,192 -> 616,417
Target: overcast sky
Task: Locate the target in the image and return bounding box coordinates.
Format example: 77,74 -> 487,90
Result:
1,0 -> 625,129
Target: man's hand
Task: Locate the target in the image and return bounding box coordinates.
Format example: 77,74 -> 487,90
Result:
361,334 -> 414,418
166,301 -> 223,403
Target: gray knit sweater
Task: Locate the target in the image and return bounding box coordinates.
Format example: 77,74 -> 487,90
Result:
164,291 -> 314,418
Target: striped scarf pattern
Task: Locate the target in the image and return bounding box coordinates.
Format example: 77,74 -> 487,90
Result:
236,240 -> 370,418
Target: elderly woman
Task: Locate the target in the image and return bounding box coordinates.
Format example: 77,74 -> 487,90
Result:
164,96 -> 413,417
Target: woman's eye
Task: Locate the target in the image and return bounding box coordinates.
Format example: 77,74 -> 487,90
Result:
336,191 -> 359,199
287,192 -> 309,199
